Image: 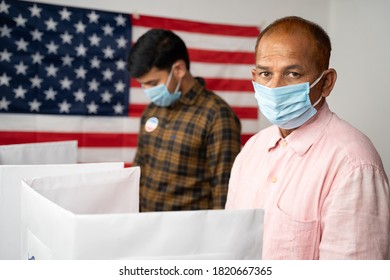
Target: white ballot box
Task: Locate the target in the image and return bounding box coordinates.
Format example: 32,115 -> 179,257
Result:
0,162 -> 124,260
0,141 -> 78,164
20,167 -> 264,260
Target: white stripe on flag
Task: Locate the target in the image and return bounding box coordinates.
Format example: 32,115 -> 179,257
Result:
241,119 -> 260,134
129,88 -> 257,108
191,62 -> 253,80
0,114 -> 140,133
0,113 -> 258,134
133,26 -> 257,52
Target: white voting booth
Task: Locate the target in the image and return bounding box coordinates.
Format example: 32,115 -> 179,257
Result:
0,162 -> 124,260
0,140 -> 81,259
20,167 -> 264,260
0,140 -> 264,260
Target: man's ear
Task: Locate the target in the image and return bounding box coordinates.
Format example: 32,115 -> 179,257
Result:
172,60 -> 187,79
321,68 -> 337,97
251,68 -> 257,81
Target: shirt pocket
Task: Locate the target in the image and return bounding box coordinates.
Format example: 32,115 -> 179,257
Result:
262,205 -> 319,259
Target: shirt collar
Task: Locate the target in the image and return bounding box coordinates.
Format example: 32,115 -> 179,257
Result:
179,77 -> 205,106
267,102 -> 333,156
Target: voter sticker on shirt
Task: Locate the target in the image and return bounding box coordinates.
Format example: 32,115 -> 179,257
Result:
145,117 -> 159,133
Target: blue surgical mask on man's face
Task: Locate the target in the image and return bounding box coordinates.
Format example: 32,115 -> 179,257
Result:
143,67 -> 182,107
252,72 -> 324,129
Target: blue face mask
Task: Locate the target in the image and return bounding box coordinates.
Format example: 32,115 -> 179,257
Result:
143,68 -> 182,107
252,73 -> 324,129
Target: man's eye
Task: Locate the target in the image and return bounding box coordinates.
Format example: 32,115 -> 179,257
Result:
142,82 -> 158,88
259,71 -> 271,77
287,72 -> 301,78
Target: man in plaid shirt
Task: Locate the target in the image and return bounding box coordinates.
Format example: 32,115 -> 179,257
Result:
128,29 -> 241,211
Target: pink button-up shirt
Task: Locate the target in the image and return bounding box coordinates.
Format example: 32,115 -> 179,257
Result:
226,102 -> 390,259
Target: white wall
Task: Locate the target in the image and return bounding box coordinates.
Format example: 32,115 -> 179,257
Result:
328,0 -> 390,177
25,0 -> 390,177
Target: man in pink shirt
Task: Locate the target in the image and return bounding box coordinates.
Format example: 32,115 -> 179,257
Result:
225,16 -> 390,259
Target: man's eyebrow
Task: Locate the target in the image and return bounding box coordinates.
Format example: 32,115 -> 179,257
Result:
254,64 -> 305,71
255,65 -> 270,70
139,79 -> 159,85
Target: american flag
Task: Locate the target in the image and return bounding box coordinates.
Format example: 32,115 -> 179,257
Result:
0,0 -> 260,166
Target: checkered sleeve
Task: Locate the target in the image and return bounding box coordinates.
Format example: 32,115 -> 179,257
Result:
206,103 -> 241,208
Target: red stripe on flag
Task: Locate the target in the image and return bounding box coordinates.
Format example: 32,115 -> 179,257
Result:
0,132 -> 138,147
131,78 -> 253,92
188,48 -> 254,64
132,15 -> 260,37
0,131 -> 253,147
131,78 -> 141,87
129,104 -> 257,119
128,104 -> 145,117
232,107 -> 258,119
204,78 -> 253,92
241,134 -> 253,144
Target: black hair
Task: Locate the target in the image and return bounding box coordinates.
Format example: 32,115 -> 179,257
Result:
127,29 -> 190,78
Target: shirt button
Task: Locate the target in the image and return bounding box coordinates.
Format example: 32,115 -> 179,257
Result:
271,176 -> 277,183
280,140 -> 288,147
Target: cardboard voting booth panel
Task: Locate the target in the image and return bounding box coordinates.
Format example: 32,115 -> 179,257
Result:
21,167 -> 264,260
0,162 -> 124,260
0,141 -> 78,165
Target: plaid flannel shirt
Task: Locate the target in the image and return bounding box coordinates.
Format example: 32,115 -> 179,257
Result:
134,78 -> 241,211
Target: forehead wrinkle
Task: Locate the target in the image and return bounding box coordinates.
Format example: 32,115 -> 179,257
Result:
256,33 -> 316,72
